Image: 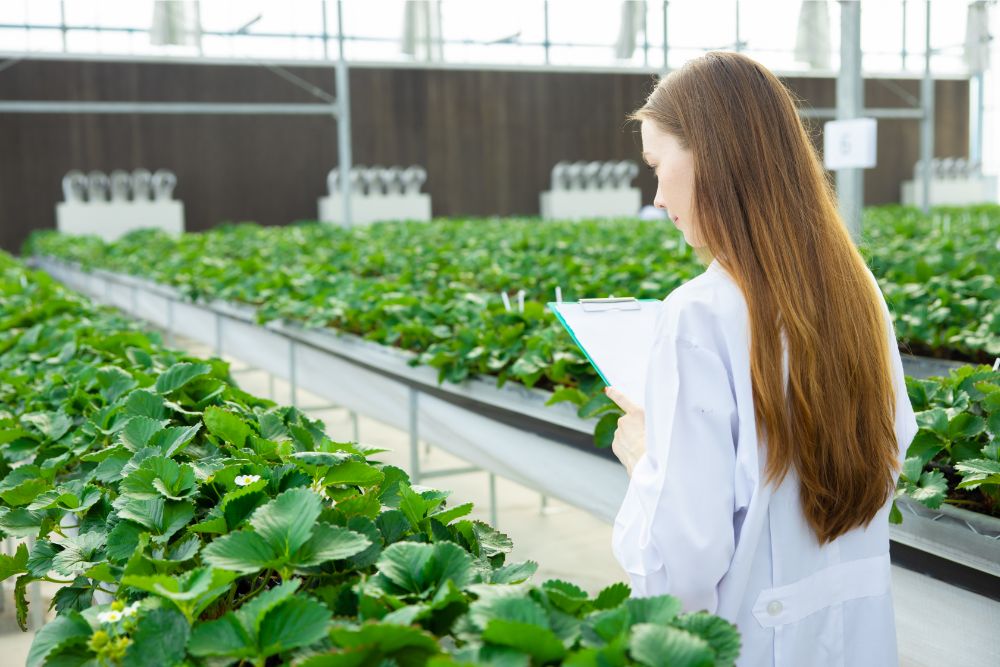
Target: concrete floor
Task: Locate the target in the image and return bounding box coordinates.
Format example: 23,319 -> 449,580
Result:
2,340 -> 997,666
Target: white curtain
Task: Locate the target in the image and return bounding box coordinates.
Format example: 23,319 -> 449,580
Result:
794,0 -> 831,70
402,0 -> 444,61
965,0 -> 992,74
151,0 -> 202,48
614,1 -> 647,61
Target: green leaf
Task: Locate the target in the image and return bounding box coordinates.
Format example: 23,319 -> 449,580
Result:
0,507 -> 46,537
84,562 -> 118,584
51,579 -> 94,615
15,575 -> 30,630
0,542 -> 29,581
327,622 -> 441,656
948,413 -> 987,441
96,365 -> 137,403
290,523 -> 372,567
629,623 -> 714,667
470,595 -> 550,633
471,521 -> 513,558
115,496 -> 195,542
898,456 -> 949,508
153,423 -> 202,457
429,502 -> 474,525
579,392 -> 618,419
51,531 -> 106,577
374,541 -> 475,596
593,582 -> 631,610
0,466 -> 51,506
956,458 -> 1000,489
202,531 -> 277,574
203,406 -> 252,448
543,579 -> 589,614
120,416 -> 167,451
398,483 -> 432,529
905,430 -> 947,466
673,613 -> 741,667
916,408 -> 950,437
489,560 -> 538,585
123,567 -> 239,622
120,456 -> 198,501
482,619 -> 567,663
626,595 -> 683,625
187,612 -> 255,658
26,540 -> 57,578
122,606 -> 191,667
124,389 -> 168,419
250,487 -> 322,557
594,413 -> 619,449
26,611 -> 92,667
155,362 -> 212,394
22,411 -> 73,442
257,596 -> 333,657
545,387 -> 588,407
324,461 -> 385,487
235,579 -> 301,635
106,521 -> 145,562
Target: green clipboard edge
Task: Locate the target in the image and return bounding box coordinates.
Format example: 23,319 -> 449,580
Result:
546,300 -> 661,388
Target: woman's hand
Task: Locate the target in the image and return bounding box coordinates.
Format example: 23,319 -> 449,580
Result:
605,386 -> 646,477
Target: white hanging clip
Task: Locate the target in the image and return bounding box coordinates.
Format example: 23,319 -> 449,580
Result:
555,286 -> 562,303
500,291 -> 512,312
517,290 -> 525,313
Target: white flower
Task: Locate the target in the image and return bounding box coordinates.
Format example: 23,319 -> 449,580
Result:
98,610 -> 123,624
234,474 -> 261,487
122,602 -> 140,618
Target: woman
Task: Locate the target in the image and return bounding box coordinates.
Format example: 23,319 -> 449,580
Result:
605,52 -> 918,667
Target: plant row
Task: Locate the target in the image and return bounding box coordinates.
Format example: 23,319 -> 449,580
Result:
22,205 -> 1000,519
0,252 -> 741,667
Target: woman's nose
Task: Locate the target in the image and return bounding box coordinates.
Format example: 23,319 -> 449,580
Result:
653,190 -> 668,210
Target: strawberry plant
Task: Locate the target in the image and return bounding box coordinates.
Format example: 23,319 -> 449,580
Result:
0,253 -> 742,667
894,364 -> 1000,519
25,205 -> 1000,453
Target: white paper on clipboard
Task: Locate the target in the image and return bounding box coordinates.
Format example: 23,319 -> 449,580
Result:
548,299 -> 663,409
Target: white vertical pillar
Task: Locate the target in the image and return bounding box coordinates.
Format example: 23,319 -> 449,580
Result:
336,0 -> 353,227
920,0 -> 934,213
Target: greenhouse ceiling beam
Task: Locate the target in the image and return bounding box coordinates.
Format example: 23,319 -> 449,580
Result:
0,101 -> 340,115
800,107 -> 923,120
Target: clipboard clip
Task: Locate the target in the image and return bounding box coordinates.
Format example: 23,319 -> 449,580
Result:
578,296 -> 640,312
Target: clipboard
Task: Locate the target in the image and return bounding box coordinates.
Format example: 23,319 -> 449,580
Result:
548,297 -> 663,408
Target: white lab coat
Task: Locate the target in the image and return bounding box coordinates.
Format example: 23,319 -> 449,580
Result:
612,259 -> 918,667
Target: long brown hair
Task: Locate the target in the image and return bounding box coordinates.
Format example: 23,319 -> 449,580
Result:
628,52 -> 899,543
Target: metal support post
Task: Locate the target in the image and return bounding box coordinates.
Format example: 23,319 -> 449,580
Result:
920,0 -> 934,213
165,299 -> 174,346
289,340 -> 298,407
214,313 -> 222,357
336,1 -> 353,227
489,473 -> 498,528
836,0 -> 864,240
409,388 -> 421,484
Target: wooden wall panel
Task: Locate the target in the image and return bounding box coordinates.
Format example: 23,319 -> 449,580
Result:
0,58 -> 968,253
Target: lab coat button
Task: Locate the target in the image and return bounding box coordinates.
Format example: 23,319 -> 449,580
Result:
767,600 -> 783,616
